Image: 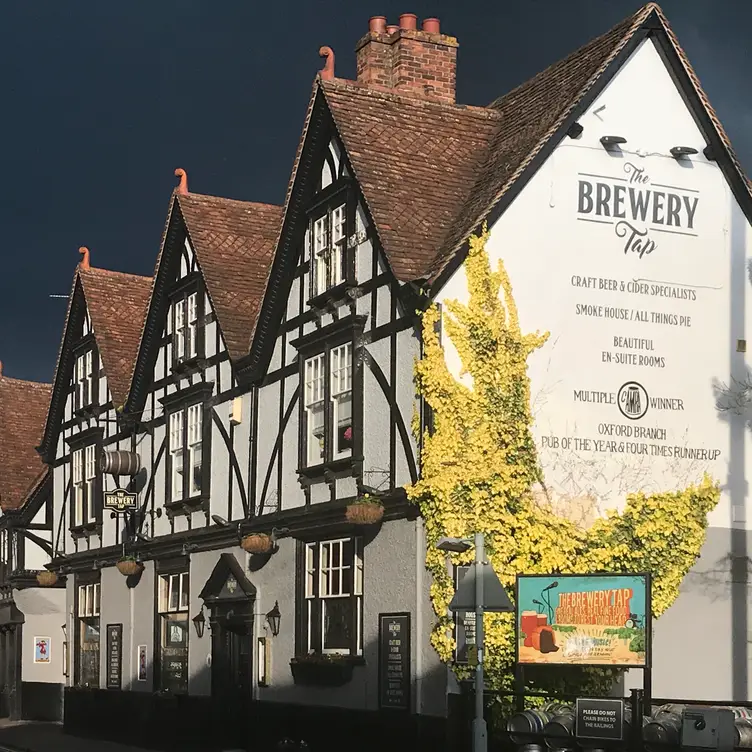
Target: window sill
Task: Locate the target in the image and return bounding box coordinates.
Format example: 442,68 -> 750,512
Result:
297,455 -> 361,483
171,356 -> 206,377
307,281 -> 356,313
164,495 -> 208,517
70,522 -> 101,539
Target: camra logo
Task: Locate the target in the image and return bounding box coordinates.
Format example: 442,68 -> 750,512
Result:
618,381 -> 649,420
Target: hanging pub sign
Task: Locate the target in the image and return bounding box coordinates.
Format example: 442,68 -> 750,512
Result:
104,488 -> 138,513
516,573 -> 650,667
378,612 -> 411,711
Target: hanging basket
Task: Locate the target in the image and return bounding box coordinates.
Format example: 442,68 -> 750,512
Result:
116,558 -> 143,577
36,570 -> 58,587
345,499 -> 384,525
241,533 -> 273,555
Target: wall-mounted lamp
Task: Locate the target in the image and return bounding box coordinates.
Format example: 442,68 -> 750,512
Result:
266,601 -> 281,637
600,135 -> 627,149
192,608 -> 207,639
670,146 -> 698,158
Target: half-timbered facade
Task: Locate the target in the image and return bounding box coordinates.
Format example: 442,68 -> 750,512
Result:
0,362 -> 58,722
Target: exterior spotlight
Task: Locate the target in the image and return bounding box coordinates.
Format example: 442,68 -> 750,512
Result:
436,537 -> 473,554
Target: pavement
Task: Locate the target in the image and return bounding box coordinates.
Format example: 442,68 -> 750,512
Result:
0,720 -> 157,752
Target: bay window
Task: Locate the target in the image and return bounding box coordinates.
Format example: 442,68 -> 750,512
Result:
71,444 -> 99,527
170,290 -> 202,365
303,342 -> 353,467
311,203 -> 347,297
74,349 -> 97,411
300,537 -> 363,655
157,571 -> 190,694
76,581 -> 100,688
168,403 -> 203,503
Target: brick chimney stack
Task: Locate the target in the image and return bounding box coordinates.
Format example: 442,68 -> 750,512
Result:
355,14 -> 458,104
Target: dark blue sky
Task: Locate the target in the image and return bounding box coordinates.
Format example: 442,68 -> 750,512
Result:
2,1 -> 750,383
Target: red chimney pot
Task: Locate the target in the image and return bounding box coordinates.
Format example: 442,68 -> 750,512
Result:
386,24 -> 399,34
422,17 -> 440,34
399,13 -> 417,30
369,16 -> 387,34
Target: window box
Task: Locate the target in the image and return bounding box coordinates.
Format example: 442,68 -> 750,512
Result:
345,495 -> 384,526
116,557 -> 143,577
289,654 -> 357,687
240,533 -> 273,555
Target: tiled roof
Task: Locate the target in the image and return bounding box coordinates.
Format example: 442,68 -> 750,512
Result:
318,3 -> 751,286
175,192 -> 283,361
322,79 -> 500,282
79,267 -> 152,408
0,374 -> 51,511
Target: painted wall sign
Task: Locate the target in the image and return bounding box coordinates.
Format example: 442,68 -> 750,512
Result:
104,489 -> 138,513
137,644 -> 148,682
576,698 -> 625,741
34,637 -> 50,664
516,574 -> 649,667
378,612 -> 411,710
106,623 -> 123,689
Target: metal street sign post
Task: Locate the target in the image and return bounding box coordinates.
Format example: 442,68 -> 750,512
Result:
447,535 -> 514,752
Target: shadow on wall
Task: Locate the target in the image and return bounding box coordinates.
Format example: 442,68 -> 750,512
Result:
62,637 -> 452,752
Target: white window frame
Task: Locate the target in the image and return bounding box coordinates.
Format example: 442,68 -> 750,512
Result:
303,537 -> 363,656
75,349 -> 95,410
76,581 -> 101,688
72,444 -> 98,527
304,354 -> 325,466
168,404 -> 203,502
310,203 -> 347,296
330,343 -> 352,461
172,291 -> 201,364
78,582 -> 101,618
159,572 -> 190,613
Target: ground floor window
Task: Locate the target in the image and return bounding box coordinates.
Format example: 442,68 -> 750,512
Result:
300,537 -> 363,655
157,570 -> 189,693
76,580 -> 100,687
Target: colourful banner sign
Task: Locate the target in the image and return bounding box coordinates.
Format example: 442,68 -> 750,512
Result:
516,574 -> 648,667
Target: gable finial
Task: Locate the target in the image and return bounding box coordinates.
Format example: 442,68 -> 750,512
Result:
174,168 -> 188,195
78,246 -> 91,270
319,46 -> 335,81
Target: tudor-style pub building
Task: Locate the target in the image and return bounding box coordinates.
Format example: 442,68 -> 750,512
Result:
10,3 -> 752,751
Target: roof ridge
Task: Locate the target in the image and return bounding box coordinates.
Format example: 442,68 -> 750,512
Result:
177,191 -> 282,211
79,266 -> 152,282
321,77 -> 501,120
0,375 -> 52,388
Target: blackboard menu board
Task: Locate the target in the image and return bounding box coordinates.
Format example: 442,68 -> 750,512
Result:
378,612 -> 411,711
106,624 -> 123,690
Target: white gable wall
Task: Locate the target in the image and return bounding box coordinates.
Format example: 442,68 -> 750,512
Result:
436,38 -> 752,700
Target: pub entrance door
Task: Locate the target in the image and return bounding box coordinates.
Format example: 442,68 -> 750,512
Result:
198,553 -> 257,749
210,602 -> 253,746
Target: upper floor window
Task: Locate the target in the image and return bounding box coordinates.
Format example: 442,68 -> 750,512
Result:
303,342 -> 352,467
171,291 -> 202,365
76,581 -> 101,688
311,204 -> 347,297
74,349 -> 97,411
72,444 -> 99,527
157,571 -> 189,694
300,537 -> 363,655
168,403 -> 203,503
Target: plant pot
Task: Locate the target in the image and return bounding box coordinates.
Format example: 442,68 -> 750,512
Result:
290,657 -> 354,687
116,559 -> 143,577
36,570 -> 58,587
241,533 -> 272,555
345,501 -> 384,525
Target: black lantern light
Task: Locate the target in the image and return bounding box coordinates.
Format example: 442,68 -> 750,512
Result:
266,601 -> 281,637
192,608 -> 206,639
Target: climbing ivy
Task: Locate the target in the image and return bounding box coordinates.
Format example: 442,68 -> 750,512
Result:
407,225 -> 720,698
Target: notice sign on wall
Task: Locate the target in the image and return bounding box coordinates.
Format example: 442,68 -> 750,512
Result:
378,612 -> 411,710
516,574 -> 648,667
106,623 -> 123,690
576,698 -> 625,742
